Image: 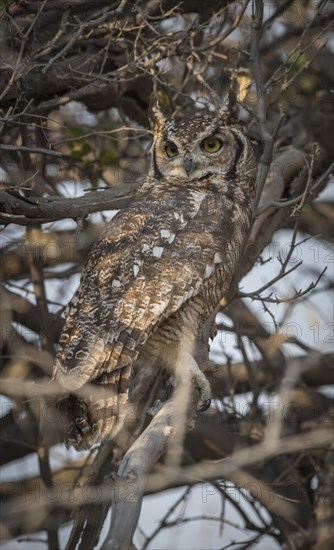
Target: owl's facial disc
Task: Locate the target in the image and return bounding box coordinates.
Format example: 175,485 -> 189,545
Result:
152,115 -> 241,182
161,137 -> 225,180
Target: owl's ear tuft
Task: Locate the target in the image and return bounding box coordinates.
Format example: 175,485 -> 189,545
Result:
148,96 -> 168,131
218,89 -> 238,124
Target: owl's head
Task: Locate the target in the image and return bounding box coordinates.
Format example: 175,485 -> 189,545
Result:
149,103 -> 256,186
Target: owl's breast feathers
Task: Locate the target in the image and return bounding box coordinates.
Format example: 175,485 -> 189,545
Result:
54,179 -> 252,447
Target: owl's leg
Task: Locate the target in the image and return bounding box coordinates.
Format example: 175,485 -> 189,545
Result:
176,352 -> 212,411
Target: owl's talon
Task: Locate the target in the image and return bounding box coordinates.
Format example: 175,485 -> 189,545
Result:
198,395 -> 211,411
147,399 -> 164,417
177,351 -> 212,412
165,376 -> 176,399
196,380 -> 212,411
75,417 -> 91,434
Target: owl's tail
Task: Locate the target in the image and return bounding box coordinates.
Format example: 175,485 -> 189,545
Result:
57,364 -> 132,450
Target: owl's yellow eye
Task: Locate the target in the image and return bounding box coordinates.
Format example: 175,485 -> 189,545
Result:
165,143 -> 178,158
202,137 -> 222,153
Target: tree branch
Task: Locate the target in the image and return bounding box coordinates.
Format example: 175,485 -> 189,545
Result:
0,181 -> 140,225
102,400 -> 175,550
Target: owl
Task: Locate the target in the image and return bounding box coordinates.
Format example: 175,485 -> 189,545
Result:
53,103 -> 257,449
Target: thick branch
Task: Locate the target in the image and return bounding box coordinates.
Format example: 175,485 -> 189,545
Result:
0,181 -> 140,225
102,400 -> 175,550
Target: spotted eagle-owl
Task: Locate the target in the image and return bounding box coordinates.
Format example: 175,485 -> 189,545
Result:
53,103 -> 257,449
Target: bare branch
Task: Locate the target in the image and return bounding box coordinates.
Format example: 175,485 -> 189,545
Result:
102,400 -> 175,550
0,181 -> 140,225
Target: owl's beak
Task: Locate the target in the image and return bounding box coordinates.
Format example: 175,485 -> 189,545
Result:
183,153 -> 194,176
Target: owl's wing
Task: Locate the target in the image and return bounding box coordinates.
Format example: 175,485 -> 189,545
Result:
54,183 -> 224,447
55,185 -> 221,386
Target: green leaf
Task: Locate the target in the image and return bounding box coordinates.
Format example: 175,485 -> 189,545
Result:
90,177 -> 99,191
70,149 -> 84,160
288,49 -> 308,70
99,149 -> 119,167
68,140 -> 92,160
299,74 -> 317,94
68,126 -> 86,138
80,142 -> 92,155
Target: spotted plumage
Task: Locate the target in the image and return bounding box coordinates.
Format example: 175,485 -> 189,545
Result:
53,103 -> 257,449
